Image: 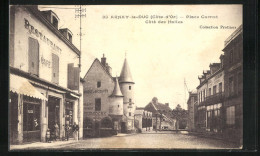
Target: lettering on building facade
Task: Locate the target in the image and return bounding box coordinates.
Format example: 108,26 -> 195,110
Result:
24,18 -> 62,54
84,89 -> 108,94
40,56 -> 51,68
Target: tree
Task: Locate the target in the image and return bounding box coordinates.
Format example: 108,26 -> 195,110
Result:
172,104 -> 188,130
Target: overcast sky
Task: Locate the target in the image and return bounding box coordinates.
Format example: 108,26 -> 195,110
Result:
39,5 -> 242,109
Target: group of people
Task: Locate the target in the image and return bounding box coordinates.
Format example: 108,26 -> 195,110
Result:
46,122 -> 79,142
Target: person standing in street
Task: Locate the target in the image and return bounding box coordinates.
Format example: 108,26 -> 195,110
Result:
72,122 -> 79,141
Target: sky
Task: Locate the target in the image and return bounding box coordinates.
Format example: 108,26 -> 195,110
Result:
39,5 -> 242,110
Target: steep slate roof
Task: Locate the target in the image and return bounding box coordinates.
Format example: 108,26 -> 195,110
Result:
119,58 -> 134,83
83,58 -> 114,81
109,77 -> 123,97
145,101 -> 173,121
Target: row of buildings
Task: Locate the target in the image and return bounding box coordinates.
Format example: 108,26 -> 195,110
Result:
187,25 -> 243,144
9,5 -> 158,144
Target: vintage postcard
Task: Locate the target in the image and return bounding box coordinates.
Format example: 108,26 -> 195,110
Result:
9,5 -> 243,150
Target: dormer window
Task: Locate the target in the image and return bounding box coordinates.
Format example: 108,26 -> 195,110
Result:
52,16 -> 58,29
68,33 -> 72,42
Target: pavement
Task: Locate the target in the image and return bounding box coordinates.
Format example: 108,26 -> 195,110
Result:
10,133 -> 137,150
9,131 -> 242,150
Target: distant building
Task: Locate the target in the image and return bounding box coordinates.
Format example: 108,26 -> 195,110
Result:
82,55 -> 135,137
144,97 -> 176,130
187,90 -> 197,131
222,25 -> 243,144
9,6 -> 82,144
196,55 -> 225,133
134,107 -> 153,132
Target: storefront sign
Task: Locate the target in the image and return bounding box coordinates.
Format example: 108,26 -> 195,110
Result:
41,56 -> 51,68
84,89 -> 108,94
24,18 -> 62,53
28,110 -> 33,113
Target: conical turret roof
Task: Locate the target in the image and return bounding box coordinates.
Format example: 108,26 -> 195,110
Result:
119,58 -> 134,83
110,77 -> 124,97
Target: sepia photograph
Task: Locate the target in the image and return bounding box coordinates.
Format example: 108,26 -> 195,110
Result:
8,4 -> 244,150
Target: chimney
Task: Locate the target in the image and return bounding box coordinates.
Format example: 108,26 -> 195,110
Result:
165,103 -> 169,107
101,54 -> 106,67
220,54 -> 224,68
209,63 -> 221,74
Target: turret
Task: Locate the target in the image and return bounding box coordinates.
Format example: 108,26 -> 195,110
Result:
119,57 -> 135,130
109,77 -> 124,115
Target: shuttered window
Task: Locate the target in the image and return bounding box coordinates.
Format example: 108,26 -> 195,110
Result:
67,63 -> 79,90
52,53 -> 59,84
28,37 -> 39,76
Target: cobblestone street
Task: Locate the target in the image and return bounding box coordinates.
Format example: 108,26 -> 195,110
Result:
10,131 -> 241,150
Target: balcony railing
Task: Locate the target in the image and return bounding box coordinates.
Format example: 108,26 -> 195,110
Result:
205,92 -> 224,105
199,92 -> 224,106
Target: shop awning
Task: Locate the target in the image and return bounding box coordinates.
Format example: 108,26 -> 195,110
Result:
10,74 -> 48,101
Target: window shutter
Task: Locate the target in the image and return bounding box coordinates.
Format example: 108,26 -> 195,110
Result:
67,63 -> 74,89
52,53 -> 59,84
73,67 -> 79,90
28,37 -> 39,76
67,64 -> 79,90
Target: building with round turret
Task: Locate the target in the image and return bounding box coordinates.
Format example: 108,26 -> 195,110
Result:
82,54 -> 135,137
119,58 -> 136,133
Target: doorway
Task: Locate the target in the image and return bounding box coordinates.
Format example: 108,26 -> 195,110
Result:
121,122 -> 126,133
65,101 -> 74,138
48,96 -> 60,139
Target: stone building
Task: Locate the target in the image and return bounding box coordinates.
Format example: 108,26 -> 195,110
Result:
187,90 -> 197,131
144,97 -> 176,131
9,6 -> 83,144
134,107 -> 153,132
222,25 -> 243,144
196,55 -> 225,133
82,55 -> 135,136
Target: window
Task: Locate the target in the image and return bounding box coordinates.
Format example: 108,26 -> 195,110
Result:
28,37 -> 39,76
97,81 -> 101,88
52,16 -> 58,28
219,83 -> 222,93
203,90 -> 205,101
230,49 -> 234,64
208,88 -> 211,96
213,85 -> 216,95
226,106 -> 235,125
129,98 -> 132,103
52,53 -> 59,84
129,112 -> 131,116
95,98 -> 101,111
229,77 -> 234,95
23,103 -> 40,131
129,86 -> 131,90
68,33 -> 72,42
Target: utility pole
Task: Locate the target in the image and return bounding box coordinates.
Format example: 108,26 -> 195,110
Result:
75,5 -> 86,140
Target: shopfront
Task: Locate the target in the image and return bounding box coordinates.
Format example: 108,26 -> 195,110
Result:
65,101 -> 74,138
206,103 -> 223,133
9,74 -> 48,144
48,96 -> 61,139
23,96 -> 41,143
